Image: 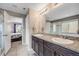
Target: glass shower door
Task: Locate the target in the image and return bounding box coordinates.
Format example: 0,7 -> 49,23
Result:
0,11 -> 4,56
0,23 -> 3,55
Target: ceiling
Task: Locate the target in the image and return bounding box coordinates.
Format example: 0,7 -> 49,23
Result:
0,3 -> 48,15
45,3 -> 79,21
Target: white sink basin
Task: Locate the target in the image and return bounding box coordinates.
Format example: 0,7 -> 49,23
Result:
52,38 -> 74,45
34,34 -> 43,37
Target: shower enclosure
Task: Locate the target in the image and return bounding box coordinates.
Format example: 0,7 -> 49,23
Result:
0,10 -> 4,56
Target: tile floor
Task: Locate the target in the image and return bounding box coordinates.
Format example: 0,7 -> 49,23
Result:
6,41 -> 37,56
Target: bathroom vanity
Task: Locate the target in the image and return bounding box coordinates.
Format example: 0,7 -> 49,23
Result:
32,34 -> 79,56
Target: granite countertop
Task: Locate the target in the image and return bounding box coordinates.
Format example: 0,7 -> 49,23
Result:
33,33 -> 79,53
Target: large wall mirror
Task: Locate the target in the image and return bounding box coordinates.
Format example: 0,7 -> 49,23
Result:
45,15 -> 79,36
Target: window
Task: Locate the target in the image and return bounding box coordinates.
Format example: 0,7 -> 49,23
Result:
16,24 -> 22,33
11,23 -> 22,33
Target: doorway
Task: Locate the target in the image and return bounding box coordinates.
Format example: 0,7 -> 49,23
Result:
5,14 -> 24,55
11,23 -> 22,42
10,16 -> 23,44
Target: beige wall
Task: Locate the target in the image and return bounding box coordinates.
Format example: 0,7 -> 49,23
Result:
23,9 -> 46,50
29,9 -> 46,33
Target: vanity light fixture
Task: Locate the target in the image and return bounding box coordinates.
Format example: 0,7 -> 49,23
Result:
40,8 -> 48,15
40,3 -> 63,15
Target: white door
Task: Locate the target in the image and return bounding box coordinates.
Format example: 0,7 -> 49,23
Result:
3,11 -> 11,54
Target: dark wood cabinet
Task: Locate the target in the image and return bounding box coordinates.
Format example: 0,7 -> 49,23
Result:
34,40 -> 39,54
32,36 -> 79,56
54,51 -> 64,56
32,38 -> 34,50
43,40 -> 54,56
43,45 -> 54,56
38,39 -> 43,56
32,36 -> 39,54
57,45 -> 79,56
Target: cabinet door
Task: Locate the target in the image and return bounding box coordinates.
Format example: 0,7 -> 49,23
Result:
38,39 -> 43,56
34,40 -> 38,54
32,39 -> 34,50
38,44 -> 43,56
32,36 -> 39,54
43,45 -> 53,56
43,41 -> 55,56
